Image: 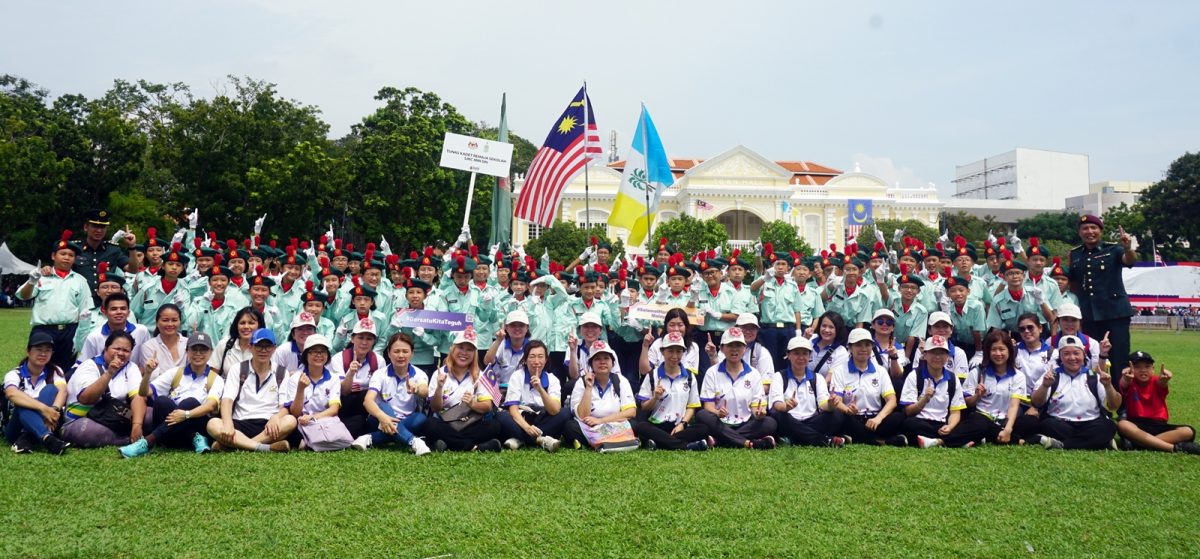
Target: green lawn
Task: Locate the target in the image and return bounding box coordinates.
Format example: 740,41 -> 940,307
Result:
2,308 -> 1200,558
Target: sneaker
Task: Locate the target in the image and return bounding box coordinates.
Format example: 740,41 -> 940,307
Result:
1109,438 -> 1119,451
119,438 -> 151,459
1175,441 -> 1200,455
269,440 -> 290,453
42,434 -> 69,456
830,436 -> 846,448
1042,436 -> 1064,450
11,433 -> 34,454
193,433 -> 211,454
841,435 -> 853,445
503,437 -> 523,450
884,435 -> 908,447
750,436 -> 776,450
706,436 -> 717,448
645,439 -> 658,451
351,434 -> 373,451
1119,438 -> 1134,451
685,439 -> 709,451
917,436 -> 942,449
411,437 -> 432,456
536,436 -> 561,453
777,436 -> 793,446
476,438 -> 502,452
434,440 -> 449,452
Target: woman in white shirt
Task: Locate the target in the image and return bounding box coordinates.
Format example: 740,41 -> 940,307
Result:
120,332 -> 223,458
633,332 -> 712,451
498,340 -> 568,452
4,332 -> 69,455
210,307 -> 265,377
352,332 -> 431,455
810,311 -> 849,383
938,329 -> 1036,447
829,328 -> 905,446
1031,335 -> 1121,450
422,329 -> 503,452
131,303 -> 187,381
282,334 -> 350,451
562,340 -> 637,449
694,328 -> 777,449
61,331 -> 148,448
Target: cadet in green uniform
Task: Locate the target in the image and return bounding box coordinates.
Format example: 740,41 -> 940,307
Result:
334,278 -> 387,353
1068,214 -> 1136,378
943,273 -> 986,366
888,266 -> 929,359
17,231 -> 93,372
949,237 -> 992,307
751,247 -> 808,375
724,249 -> 759,317
73,209 -> 141,302
131,244 -> 191,331
130,227 -> 165,299
1050,257 -> 1077,307
1022,238 -> 1063,327
986,251 -> 1055,336
822,252 -> 878,330
187,260 -> 241,341
298,281 -> 337,341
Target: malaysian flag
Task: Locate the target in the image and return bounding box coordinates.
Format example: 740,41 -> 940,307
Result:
696,199 -> 713,213
477,363 -> 503,405
514,85 -> 603,227
845,225 -> 863,245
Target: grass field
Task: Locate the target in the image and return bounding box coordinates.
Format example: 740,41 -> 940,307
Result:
2,308 -> 1200,558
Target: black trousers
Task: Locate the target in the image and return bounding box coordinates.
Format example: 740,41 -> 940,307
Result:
147,397 -> 206,448
33,323 -> 77,376
903,415 -> 990,447
608,333 -> 643,393
837,412 -> 904,443
1038,416 -> 1117,450
338,390 -> 370,437
633,419 -> 710,450
1082,316 -> 1131,381
757,326 -> 792,376
940,411 -> 1042,446
692,329 -> 717,380
548,351 -> 567,386
423,415 -> 502,451
693,409 -> 776,447
498,409 -> 570,443
773,410 -> 843,446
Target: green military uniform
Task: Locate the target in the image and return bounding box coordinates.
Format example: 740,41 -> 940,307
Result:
1068,221 -> 1135,377
949,299 -> 986,349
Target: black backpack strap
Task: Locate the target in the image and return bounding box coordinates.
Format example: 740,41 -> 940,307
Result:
233,360 -> 252,407
813,348 -> 835,377
1040,371 -> 1062,416
1088,371 -> 1107,417
947,373 -> 958,422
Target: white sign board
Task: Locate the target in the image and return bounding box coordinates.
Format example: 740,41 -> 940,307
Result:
439,132 -> 514,178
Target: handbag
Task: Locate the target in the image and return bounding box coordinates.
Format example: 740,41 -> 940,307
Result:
440,403 -> 483,432
86,394 -> 133,433
298,417 -> 353,451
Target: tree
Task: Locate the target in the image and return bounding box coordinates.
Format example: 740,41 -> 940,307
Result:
1100,202 -> 1146,239
758,220 -> 814,256
652,214 -> 729,256
941,211 -> 1002,245
524,220 -> 624,266
1139,152 -> 1200,258
1014,211 -> 1080,246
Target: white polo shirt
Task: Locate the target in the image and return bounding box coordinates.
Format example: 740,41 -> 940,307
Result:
715,341 -> 775,377
367,364 -> 429,419
65,358 -> 143,421
770,369 -> 829,422
493,338 -> 530,386
149,364 -> 224,404
430,367 -> 494,414
700,361 -> 767,425
972,367 -> 1029,421
810,340 -> 848,380
503,368 -> 561,412
281,369 -> 343,415
1016,340 -> 1053,395
329,348 -> 385,389
646,338 -> 700,372
1034,367 -> 1108,422
571,374 -> 636,418
636,365 -> 700,424
900,368 -> 968,422
270,342 -> 305,375
79,321 -> 151,363
913,343 -> 970,383
221,362 -> 288,420
829,359 -> 893,416
564,340 -> 623,376
4,365 -> 65,399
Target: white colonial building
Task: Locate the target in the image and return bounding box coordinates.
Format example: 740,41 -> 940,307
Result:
511,145 -> 943,253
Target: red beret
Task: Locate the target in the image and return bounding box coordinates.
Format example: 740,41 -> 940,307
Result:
1078,214 -> 1103,229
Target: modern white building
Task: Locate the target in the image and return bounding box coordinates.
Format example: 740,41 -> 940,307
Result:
1065,180 -> 1152,216
946,148 -> 1090,222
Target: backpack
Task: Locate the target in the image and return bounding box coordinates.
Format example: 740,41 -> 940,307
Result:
915,367 -> 959,422
342,349 -> 379,375
1040,368 -> 1106,418
233,360 -> 289,408
169,366 -> 218,398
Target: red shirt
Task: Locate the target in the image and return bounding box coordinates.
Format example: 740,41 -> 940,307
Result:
1122,376 -> 1169,422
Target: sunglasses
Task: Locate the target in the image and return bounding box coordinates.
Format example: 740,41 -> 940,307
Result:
1018,325 -> 1038,332
874,319 -> 895,326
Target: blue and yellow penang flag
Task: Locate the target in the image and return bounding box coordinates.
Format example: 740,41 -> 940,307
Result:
609,104 -> 673,246
848,199 -> 873,225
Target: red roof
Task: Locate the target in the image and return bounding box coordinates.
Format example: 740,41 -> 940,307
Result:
608,158 -> 841,184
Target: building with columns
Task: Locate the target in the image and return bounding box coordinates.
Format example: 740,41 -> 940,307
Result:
510,145 -> 943,252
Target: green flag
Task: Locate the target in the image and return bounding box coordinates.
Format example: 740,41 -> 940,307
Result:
488,93 -> 512,248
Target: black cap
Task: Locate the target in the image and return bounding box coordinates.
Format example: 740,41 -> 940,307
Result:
27,331 -> 54,349
84,209 -> 111,226
1129,351 -> 1154,364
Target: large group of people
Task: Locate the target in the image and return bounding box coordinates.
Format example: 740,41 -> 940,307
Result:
4,209 -> 1197,458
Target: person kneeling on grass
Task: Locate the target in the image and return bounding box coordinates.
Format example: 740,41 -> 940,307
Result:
352,332 -> 430,454
120,332 -> 223,458
423,329 -> 503,452
1030,335 -> 1121,450
770,335 -> 844,448
828,328 -> 905,446
633,332 -> 712,451
900,335 -> 983,448
499,340 -> 568,452
563,341 -> 637,450
694,328 -> 777,450
1115,351 -> 1200,455
205,328 -> 295,453
939,329 -> 1037,447
4,331 -> 69,455
282,334 -> 352,451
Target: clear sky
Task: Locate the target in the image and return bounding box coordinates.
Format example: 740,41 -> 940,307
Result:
4,1 -> 1197,198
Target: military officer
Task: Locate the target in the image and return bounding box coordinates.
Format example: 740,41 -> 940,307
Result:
1068,214 -> 1136,379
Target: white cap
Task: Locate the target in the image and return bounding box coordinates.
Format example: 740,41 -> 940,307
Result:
351,317 -> 377,337
847,328 -> 873,345
303,334 -> 331,353
289,311 -> 317,331
922,335 -> 950,352
579,312 -> 603,327
872,308 -> 895,322
1057,335 -> 1086,351
505,310 -> 530,325
1058,303 -> 1082,320
786,336 -> 814,352
588,340 -> 617,362
927,311 -> 952,326
735,313 -> 759,328
721,327 -> 747,346
452,327 -> 480,349
661,331 -> 687,350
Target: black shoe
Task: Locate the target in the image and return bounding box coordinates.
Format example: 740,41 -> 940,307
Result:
684,439 -> 708,451
645,439 -> 658,451
434,440 -> 448,453
42,434 -> 69,456
1175,442 -> 1200,455
1119,438 -> 1134,451
750,436 -> 776,450
475,439 -> 502,453
884,435 -> 908,447
11,432 -> 35,454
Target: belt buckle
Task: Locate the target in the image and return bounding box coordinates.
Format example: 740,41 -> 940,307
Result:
56,324 -> 66,331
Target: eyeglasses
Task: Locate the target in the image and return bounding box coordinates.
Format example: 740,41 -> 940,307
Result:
1018,325 -> 1038,332
874,319 -> 895,326
252,344 -> 276,351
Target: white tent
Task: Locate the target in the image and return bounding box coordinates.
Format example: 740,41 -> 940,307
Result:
1124,264 -> 1200,307
0,242 -> 36,275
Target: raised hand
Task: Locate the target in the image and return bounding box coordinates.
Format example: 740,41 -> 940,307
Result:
28,260 -> 42,283
254,214 -> 267,236
1099,332 -> 1112,356
1160,364 -> 1173,382
1118,225 -> 1132,250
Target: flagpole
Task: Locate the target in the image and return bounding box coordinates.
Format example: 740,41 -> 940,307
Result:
641,104 -> 653,254
582,81 -> 591,231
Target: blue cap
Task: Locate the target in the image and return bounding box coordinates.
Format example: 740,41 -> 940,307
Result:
250,328 -> 277,346
27,331 -> 55,349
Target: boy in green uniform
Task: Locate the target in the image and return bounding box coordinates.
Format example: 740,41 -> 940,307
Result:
17,231 -> 92,372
